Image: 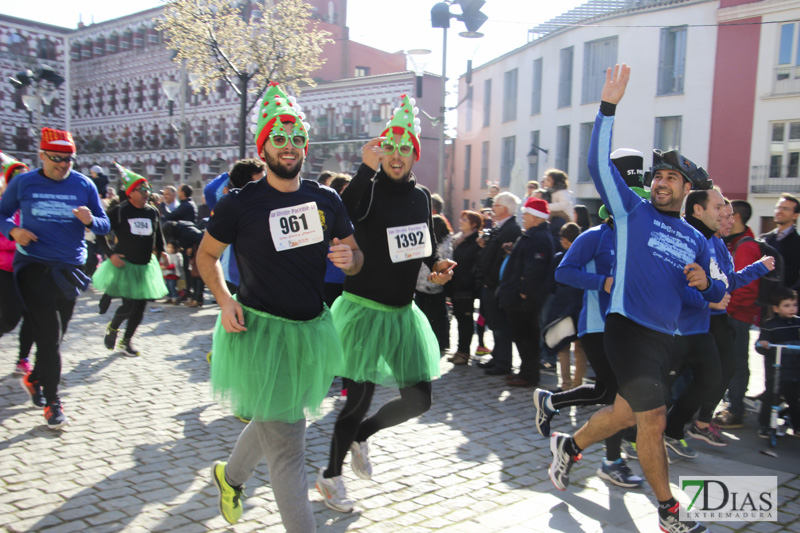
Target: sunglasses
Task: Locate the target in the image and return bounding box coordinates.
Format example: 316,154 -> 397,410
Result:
133,186 -> 151,194
380,139 -> 414,157
270,134 -> 308,149
45,153 -> 77,164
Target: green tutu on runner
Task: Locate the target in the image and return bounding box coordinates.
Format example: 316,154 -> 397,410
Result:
331,291 -> 441,388
92,255 -> 168,299
210,300 -> 343,423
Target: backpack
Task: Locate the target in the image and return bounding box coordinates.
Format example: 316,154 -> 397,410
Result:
733,236 -> 784,308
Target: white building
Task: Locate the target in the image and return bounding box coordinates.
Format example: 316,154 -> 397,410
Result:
452,0 -> 800,232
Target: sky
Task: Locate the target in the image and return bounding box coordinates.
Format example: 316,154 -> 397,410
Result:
4,0 -> 587,129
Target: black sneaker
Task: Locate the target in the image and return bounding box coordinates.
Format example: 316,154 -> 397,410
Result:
549,432 -> 581,491
533,388 -> 557,437
22,373 -> 46,407
104,323 -> 119,350
118,339 -> 140,357
659,502 -> 708,532
44,401 -> 69,429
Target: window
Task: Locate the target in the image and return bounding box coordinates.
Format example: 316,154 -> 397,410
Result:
464,144 -> 472,190
531,58 -> 543,115
500,136 -> 516,188
37,39 -> 57,60
658,26 -> 687,95
8,33 -> 27,56
528,130 -> 540,182
776,23 -> 800,93
354,66 -> 369,77
779,23 -> 797,65
558,47 -> 573,108
503,68 -> 518,122
578,122 -> 594,182
583,37 -> 618,104
326,108 -> 335,138
351,105 -> 361,136
556,125 -> 570,173
654,116 -> 682,151
483,79 -> 492,127
481,141 -> 490,188
466,86 -> 473,131
769,121 -> 800,178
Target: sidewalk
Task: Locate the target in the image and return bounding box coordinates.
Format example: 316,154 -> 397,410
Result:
0,291 -> 797,532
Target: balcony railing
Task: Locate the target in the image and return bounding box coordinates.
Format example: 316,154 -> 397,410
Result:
773,66 -> 800,95
750,165 -> 800,193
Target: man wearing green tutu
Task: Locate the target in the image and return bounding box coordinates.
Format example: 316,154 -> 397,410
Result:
93,163 -> 168,357
196,82 -> 363,529
317,94 -> 456,512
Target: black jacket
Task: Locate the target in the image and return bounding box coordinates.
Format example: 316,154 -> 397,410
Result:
496,221 -> 554,310
476,215 -> 521,290
762,227 -> 800,289
163,198 -> 198,224
449,232 -> 482,299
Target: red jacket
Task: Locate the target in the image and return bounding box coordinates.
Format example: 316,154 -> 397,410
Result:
726,227 -> 762,326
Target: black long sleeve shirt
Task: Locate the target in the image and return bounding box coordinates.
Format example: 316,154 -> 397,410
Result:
341,164 -> 437,306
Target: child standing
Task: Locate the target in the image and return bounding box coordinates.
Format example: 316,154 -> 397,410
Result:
756,287 -> 800,437
543,222 -> 587,391
160,241 -> 183,304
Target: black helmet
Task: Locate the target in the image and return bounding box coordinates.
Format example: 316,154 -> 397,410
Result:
650,150 -> 712,190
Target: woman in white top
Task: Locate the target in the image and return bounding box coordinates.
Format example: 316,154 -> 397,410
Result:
542,169 -> 575,222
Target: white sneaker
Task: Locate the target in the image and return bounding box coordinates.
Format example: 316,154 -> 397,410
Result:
350,441 -> 372,480
315,468 -> 353,512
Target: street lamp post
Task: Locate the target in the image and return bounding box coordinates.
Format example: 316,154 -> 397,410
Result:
162,69 -> 186,184
430,1 -> 487,198
9,65 -> 65,150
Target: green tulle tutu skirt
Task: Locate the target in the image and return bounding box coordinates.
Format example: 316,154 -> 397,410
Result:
331,292 -> 441,388
92,255 -> 168,299
210,301 -> 342,423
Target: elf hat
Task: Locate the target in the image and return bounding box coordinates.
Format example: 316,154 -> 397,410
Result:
1,151 -> 28,183
114,162 -> 149,196
522,197 -> 550,220
254,82 -> 310,159
380,94 -> 422,161
40,127 -> 75,153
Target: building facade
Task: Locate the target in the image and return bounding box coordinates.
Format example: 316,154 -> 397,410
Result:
0,0 -> 443,194
452,0 -> 800,231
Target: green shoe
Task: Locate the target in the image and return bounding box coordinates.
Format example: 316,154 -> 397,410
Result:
212,461 -> 244,524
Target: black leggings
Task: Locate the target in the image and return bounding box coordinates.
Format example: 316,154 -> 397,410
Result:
324,379 -> 432,477
110,298 -> 147,340
452,296 -> 475,354
17,263 -> 76,404
665,333 -> 721,439
550,332 -> 627,461
699,313 -> 735,422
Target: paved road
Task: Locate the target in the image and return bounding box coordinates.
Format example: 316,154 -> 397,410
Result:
0,291 -> 798,532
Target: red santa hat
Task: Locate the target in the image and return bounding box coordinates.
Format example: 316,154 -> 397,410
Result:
522,197 -> 550,220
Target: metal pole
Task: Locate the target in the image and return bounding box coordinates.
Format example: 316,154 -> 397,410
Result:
438,26 -> 447,197
179,59 -> 186,183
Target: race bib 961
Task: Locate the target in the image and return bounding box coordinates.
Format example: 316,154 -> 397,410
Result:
269,202 -> 324,251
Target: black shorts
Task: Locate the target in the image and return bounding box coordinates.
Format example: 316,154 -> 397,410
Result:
604,313 -> 674,413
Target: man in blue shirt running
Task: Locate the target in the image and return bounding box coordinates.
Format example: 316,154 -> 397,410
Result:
547,64 -> 724,533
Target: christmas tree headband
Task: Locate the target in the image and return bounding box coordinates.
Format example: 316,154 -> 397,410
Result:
380,94 -> 422,161
254,82 -> 310,159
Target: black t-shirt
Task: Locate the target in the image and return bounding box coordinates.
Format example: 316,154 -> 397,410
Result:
206,179 -> 354,320
341,164 -> 437,306
103,201 -> 164,265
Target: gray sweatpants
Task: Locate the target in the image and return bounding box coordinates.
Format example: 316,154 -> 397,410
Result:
224,419 -> 315,533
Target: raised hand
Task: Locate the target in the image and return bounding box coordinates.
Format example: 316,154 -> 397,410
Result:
600,64 -> 631,105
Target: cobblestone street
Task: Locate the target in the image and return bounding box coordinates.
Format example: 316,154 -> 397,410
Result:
1,291 -> 798,532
